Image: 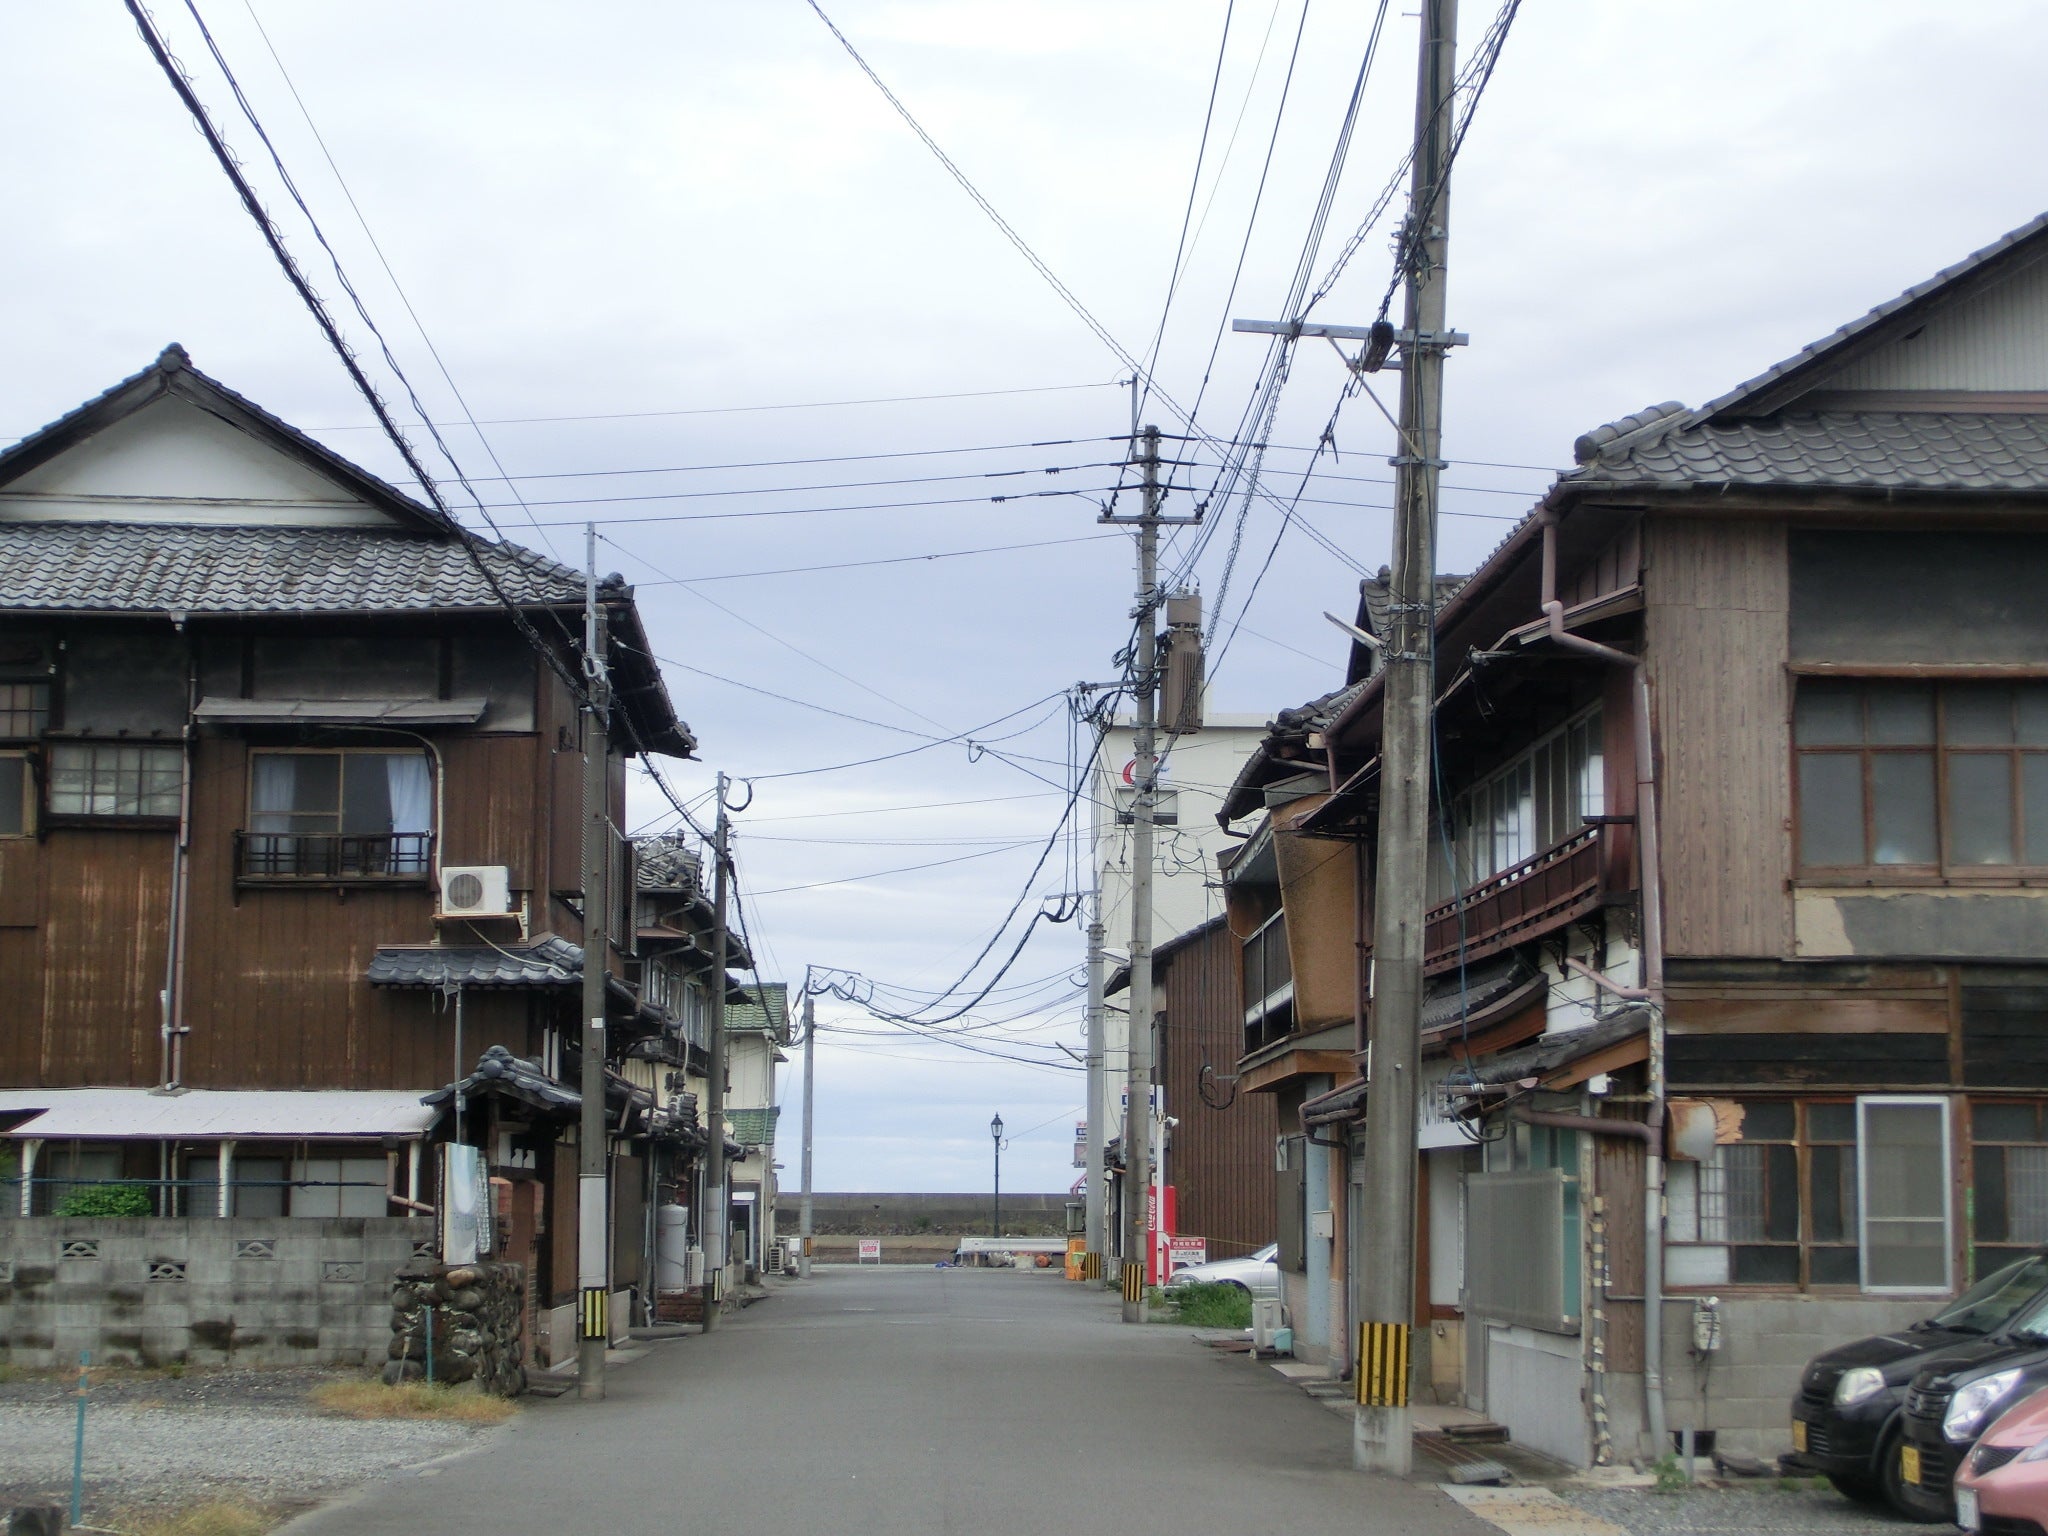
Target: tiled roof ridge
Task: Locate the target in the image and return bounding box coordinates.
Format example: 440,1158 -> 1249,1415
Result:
1692,211 -> 2048,423
1571,401 -> 1689,466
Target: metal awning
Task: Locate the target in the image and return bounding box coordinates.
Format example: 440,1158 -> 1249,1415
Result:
194,696 -> 488,727
0,1088 -> 441,1140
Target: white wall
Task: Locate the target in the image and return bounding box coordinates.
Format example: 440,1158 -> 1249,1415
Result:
0,395 -> 393,527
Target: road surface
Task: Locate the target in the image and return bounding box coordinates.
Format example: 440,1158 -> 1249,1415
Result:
284,1264 -> 1495,1536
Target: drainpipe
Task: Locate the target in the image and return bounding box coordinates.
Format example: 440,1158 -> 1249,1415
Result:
161,626 -> 196,1089
1538,510 -> 1669,1459
19,1137 -> 40,1216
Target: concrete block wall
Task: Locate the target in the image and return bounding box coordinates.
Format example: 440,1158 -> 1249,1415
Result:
1599,1294 -> 1935,1462
0,1216 -> 434,1369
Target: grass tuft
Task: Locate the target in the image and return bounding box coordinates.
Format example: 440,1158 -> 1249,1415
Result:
124,1496 -> 279,1536
1163,1281 -> 1254,1330
312,1378 -> 518,1424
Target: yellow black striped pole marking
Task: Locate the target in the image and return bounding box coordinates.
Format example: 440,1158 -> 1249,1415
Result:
1082,1251 -> 1101,1281
1357,1321 -> 1411,1407
1122,1262 -> 1143,1302
580,1287 -> 608,1340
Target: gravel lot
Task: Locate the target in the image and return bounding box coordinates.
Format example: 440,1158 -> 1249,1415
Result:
1558,1483 -> 1960,1535
0,1367 -> 499,1523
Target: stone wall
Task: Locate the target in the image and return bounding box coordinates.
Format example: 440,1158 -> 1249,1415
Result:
385,1262 -> 526,1395
0,1216 -> 433,1370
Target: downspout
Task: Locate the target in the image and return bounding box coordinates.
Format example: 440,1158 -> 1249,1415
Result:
1539,509 -> 1669,1458
161,623 -> 196,1089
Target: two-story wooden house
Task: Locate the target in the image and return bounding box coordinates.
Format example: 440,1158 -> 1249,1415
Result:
1222,213 -> 2048,1466
0,346 -> 705,1365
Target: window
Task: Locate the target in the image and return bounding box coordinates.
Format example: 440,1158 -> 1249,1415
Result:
47,742 -> 181,818
1862,1097 -> 1951,1291
1668,1096 -> 1949,1292
1438,707 -> 1603,898
289,1156 -> 389,1218
0,681 -> 48,739
242,750 -> 432,877
0,754 -> 29,836
1974,1101 -> 2048,1281
1796,679 -> 2048,874
1241,909 -> 1292,1053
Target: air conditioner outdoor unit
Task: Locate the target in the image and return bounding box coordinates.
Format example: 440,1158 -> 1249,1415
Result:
1252,1299 -> 1286,1350
683,1247 -> 705,1287
439,865 -> 514,919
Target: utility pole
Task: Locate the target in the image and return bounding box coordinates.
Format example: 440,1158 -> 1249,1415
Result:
703,774 -> 731,1331
577,522 -> 611,1400
1082,904 -> 1106,1281
798,980 -> 815,1280
1356,0 -> 1460,1476
1102,425 -> 1198,1321
1121,427 -> 1160,1322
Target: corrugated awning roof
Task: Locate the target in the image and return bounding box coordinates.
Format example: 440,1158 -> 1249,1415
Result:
195,697 -> 488,727
0,1088 -> 439,1140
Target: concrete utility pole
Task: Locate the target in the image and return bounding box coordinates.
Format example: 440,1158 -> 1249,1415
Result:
1107,425 -> 1185,1322
703,774 -> 732,1330
798,982 -> 815,1280
1082,906 -> 1106,1279
578,523 -> 611,1400
1356,0 -> 1460,1476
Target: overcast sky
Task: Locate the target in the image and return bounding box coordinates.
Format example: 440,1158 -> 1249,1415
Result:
6,2 -> 2046,1197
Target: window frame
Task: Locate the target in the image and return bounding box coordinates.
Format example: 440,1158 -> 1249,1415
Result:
44,740 -> 183,823
239,746 -> 435,882
1794,676 -> 2048,883
1857,1094 -> 1953,1295
1666,1094 -> 1953,1295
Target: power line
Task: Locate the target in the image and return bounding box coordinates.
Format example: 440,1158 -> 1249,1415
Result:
517,485 -> 1113,529
415,461 -> 1117,504
121,0 -> 591,709
391,437 -> 1119,484
626,532 -> 1124,587
231,0 -> 561,557
310,379 -> 1122,433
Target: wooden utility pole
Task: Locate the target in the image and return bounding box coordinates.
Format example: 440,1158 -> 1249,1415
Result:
702,775 -> 732,1330
798,982 -> 816,1280
577,522 -> 611,1400
1356,0 -> 1459,1476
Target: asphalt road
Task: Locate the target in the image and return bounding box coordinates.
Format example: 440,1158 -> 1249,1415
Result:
282,1265 -> 1496,1536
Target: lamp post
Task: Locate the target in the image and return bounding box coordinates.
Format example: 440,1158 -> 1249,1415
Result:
990,1113 -> 1004,1239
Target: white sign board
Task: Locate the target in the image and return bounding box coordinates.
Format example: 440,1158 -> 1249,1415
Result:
857,1238 -> 882,1264
439,1143 -> 490,1263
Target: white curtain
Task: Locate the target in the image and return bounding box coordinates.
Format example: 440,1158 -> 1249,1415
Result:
249,754 -> 298,832
385,754 -> 432,872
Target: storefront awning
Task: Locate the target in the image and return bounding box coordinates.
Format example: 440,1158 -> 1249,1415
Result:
0,1088 -> 441,1141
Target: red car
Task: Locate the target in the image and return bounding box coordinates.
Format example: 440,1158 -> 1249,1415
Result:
1955,1384 -> 2048,1533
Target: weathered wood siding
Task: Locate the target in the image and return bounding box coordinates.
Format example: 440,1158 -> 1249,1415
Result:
1644,518 -> 1791,959
1159,920 -> 1279,1258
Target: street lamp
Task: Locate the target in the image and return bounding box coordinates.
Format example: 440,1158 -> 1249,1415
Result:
990,1113 -> 1004,1238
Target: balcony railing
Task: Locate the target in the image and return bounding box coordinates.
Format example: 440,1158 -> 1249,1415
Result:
236,830 -> 433,881
1424,823 -> 1606,974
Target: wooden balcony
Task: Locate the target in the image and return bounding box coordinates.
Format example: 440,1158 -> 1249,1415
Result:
1424,824 -> 1607,975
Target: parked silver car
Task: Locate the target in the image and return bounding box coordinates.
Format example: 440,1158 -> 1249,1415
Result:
1164,1242 -> 1280,1300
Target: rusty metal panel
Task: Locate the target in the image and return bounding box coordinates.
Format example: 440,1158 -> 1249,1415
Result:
37,828 -> 172,1086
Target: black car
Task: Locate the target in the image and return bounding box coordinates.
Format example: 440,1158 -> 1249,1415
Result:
1788,1251 -> 2048,1516
1896,1317 -> 2048,1524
